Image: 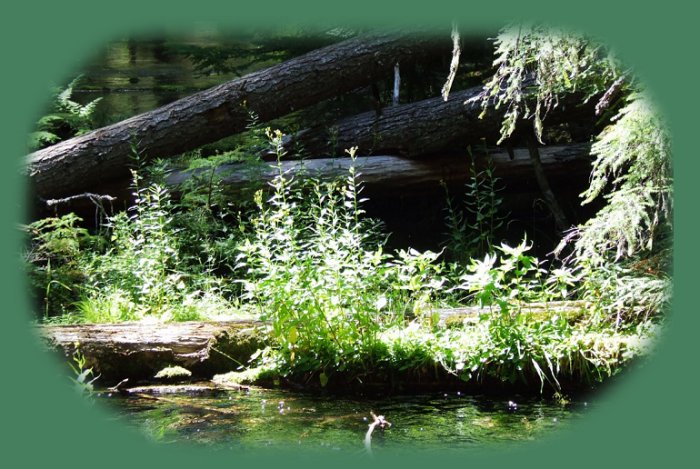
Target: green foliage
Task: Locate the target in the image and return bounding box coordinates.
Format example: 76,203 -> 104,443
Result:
576,259 -> 671,328
376,308 -> 654,391
79,169 -> 241,322
470,24 -> 620,143
573,93 -> 672,263
442,148 -> 505,263
24,155 -> 243,323
86,178 -> 185,319
69,344 -> 99,396
154,365 -> 192,380
179,29 -> 349,77
452,238 -> 571,313
239,131 -> 446,377
29,76 -> 101,150
23,213 -> 95,318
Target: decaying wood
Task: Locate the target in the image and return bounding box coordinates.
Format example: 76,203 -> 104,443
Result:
27,32 -> 449,200
37,319 -> 263,383
166,143 -> 592,195
44,192 -> 117,208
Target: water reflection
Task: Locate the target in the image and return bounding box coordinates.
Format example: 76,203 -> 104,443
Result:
100,386 -> 586,454
73,37 -> 240,127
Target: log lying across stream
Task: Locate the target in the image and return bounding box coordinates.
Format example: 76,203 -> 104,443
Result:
37,301 -> 589,384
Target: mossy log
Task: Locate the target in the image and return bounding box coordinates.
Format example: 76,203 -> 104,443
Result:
37,319 -> 264,384
436,300 -> 589,327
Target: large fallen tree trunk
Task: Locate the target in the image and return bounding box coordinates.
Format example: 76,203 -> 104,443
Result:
38,144 -> 592,220
285,85 -> 597,158
27,32 -> 448,200
166,143 -> 592,195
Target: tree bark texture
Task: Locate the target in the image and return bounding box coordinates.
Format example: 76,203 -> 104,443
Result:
166,143 -> 592,196
285,85 -> 597,158
27,33 -> 449,200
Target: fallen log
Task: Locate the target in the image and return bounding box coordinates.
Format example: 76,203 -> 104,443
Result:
166,143 -> 592,195
27,32 -> 448,200
38,143 -> 592,220
285,85 -> 598,158
436,300 -> 589,326
36,319 -> 263,384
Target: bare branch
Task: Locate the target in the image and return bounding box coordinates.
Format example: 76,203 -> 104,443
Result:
441,23 -> 461,101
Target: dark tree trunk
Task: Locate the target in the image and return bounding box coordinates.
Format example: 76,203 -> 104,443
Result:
525,132 -> 571,232
27,32 -> 449,201
284,85 -> 597,158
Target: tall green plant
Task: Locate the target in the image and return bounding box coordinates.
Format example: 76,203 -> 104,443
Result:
442,148 -> 505,263
23,213 -> 95,318
239,130 -> 446,380
77,158 -> 237,323
453,238 -> 554,314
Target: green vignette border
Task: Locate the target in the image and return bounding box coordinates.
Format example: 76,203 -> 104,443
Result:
0,1 -> 696,468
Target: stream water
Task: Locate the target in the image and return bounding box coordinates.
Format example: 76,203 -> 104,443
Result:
98,386 -> 589,455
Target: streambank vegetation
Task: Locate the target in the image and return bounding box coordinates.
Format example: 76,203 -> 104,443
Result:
26,25 -> 671,395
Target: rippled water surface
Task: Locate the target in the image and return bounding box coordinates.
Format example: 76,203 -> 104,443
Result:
100,386 -> 589,454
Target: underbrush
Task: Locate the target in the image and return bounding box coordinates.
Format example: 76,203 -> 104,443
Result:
24,129 -> 668,391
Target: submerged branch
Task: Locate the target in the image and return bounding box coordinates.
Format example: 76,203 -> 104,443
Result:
364,411 -> 391,456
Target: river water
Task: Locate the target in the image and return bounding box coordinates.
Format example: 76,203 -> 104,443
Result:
98,385 -> 588,454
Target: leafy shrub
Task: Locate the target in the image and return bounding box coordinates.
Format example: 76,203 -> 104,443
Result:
452,238 -> 572,313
